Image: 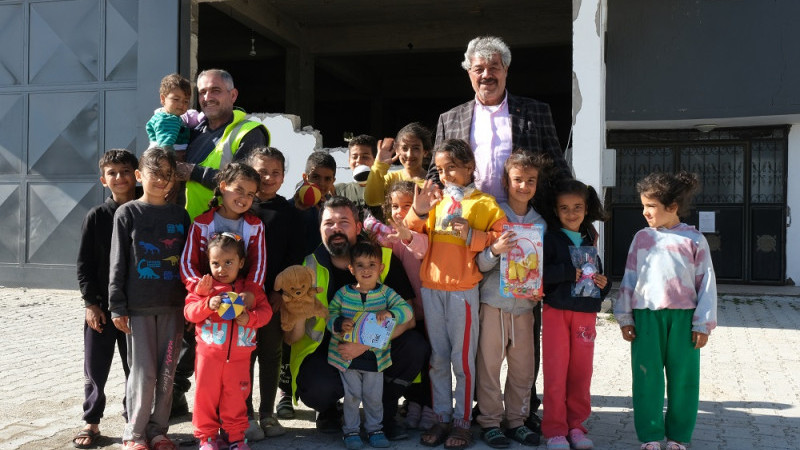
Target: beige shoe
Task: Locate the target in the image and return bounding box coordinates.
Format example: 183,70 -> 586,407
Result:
260,415 -> 286,437
244,419 -> 265,441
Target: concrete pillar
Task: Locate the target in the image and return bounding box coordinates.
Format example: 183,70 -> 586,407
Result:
286,47 -> 315,126
572,0 -> 607,253
787,125 -> 800,284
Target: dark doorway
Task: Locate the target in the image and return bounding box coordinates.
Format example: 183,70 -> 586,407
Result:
195,3 -> 572,149
606,127 -> 788,285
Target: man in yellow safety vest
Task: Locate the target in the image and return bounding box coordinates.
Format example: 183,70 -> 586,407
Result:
284,196 -> 429,440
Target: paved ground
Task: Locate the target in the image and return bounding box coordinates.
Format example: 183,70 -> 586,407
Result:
1,286 -> 799,449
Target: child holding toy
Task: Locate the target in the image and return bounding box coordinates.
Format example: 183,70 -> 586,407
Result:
185,232 -> 272,450
475,152 -> 549,448
614,172 -> 717,450
405,138 -> 507,449
109,147 -> 191,450
295,151 -> 338,255
540,178 -> 611,450
363,180 -> 434,430
327,240 -> 413,449
364,122 -> 432,206
178,162 -> 266,439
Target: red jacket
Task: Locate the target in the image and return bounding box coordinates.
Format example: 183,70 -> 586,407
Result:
179,207 -> 267,295
184,278 -> 272,361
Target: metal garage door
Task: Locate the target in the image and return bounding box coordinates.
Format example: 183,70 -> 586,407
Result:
0,0 -> 182,287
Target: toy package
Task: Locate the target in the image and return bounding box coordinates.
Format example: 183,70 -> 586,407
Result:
569,246 -> 601,298
440,185 -> 464,230
342,311 -> 397,349
499,223 -> 544,298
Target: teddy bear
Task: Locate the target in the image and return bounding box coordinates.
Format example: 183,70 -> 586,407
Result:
274,265 -> 327,331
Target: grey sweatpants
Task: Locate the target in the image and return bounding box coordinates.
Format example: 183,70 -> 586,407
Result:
421,286 -> 480,428
123,310 -> 183,443
340,369 -> 384,434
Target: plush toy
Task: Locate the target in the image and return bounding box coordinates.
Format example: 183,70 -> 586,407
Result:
274,265 -> 327,331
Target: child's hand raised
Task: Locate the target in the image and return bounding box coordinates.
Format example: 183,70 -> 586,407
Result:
692,331 -> 709,349
236,309 -> 249,326
621,325 -> 636,342
412,179 -> 442,216
341,318 -> 355,333
376,138 -> 398,165
195,274 -> 213,296
208,295 -> 222,311
592,273 -> 608,289
490,230 -> 517,256
387,218 -> 412,243
375,310 -> 392,322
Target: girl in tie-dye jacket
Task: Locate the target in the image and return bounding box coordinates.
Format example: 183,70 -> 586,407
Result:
613,171 -> 717,450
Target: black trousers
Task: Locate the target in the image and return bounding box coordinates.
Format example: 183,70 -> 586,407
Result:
246,310 -> 283,417
173,323 -> 195,398
82,310 -> 130,424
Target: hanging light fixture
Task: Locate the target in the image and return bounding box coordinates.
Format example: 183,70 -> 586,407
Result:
249,31 -> 257,57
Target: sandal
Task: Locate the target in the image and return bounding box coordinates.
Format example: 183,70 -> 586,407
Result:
150,435 -> 177,450
481,427 -> 509,448
444,426 -> 474,450
420,422 -> 450,447
665,441 -> 686,450
641,442 -> 662,450
72,428 -> 100,448
507,425 -> 540,446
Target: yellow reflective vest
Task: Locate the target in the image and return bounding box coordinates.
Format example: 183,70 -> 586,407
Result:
185,110 -> 268,220
289,247 -> 391,402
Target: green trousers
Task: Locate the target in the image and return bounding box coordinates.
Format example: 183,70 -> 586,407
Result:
631,309 -> 700,443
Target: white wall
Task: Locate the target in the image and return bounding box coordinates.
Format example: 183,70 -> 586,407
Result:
248,113 -> 355,199
787,125 -> 800,284
572,0 -> 608,254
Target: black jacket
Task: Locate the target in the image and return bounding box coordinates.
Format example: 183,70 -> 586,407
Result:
250,194 -> 306,292
542,226 -> 611,313
77,197 -> 119,308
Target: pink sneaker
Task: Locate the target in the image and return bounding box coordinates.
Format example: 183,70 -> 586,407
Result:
199,438 -> 219,450
547,436 -> 570,450
568,429 -> 593,449
228,440 -> 251,450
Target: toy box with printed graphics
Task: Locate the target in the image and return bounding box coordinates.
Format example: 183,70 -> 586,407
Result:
342,311 -> 396,349
499,223 -> 544,298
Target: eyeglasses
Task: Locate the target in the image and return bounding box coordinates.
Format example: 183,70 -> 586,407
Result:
211,232 -> 242,242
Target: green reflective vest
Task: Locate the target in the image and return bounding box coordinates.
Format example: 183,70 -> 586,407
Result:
184,110 -> 269,220
289,247 -> 392,402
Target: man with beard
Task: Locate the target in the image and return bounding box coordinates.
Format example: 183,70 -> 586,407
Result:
285,196 -> 429,440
